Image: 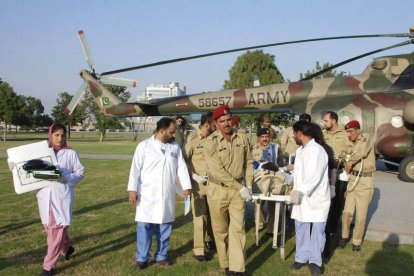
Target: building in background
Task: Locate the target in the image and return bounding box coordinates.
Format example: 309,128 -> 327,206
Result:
144,82 -> 186,100
132,82 -> 187,132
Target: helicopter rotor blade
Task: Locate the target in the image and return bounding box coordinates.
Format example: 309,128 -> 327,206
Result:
300,39 -> 414,81
78,30 -> 95,71
101,33 -> 411,76
100,76 -> 138,88
65,81 -> 87,115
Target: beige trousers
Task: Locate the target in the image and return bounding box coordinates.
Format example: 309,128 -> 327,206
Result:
341,175 -> 374,246
207,183 -> 246,272
192,193 -> 214,256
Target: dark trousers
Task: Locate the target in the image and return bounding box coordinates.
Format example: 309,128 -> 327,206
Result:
324,180 -> 348,256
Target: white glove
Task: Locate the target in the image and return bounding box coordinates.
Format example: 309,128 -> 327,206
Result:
283,173 -> 294,185
8,161 -> 15,171
330,185 -> 336,199
192,173 -> 207,185
289,190 -> 303,205
239,186 -> 253,201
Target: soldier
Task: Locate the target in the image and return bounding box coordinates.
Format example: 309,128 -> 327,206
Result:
339,120 -> 375,252
261,117 -> 277,143
322,111 -> 349,257
204,104 -> 253,275
251,128 -> 282,235
174,116 -> 186,148
184,112 -> 216,262
280,113 -> 311,157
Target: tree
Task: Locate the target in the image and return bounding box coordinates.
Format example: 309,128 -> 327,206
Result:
223,50 -> 285,130
82,84 -> 131,142
51,92 -> 85,138
11,96 -> 45,130
0,81 -> 18,140
299,61 -> 347,80
223,50 -> 284,89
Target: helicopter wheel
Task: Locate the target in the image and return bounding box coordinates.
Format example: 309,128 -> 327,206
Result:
398,155 -> 414,182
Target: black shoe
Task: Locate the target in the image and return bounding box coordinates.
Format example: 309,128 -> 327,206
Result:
157,259 -> 171,266
338,238 -> 349,248
224,268 -> 232,276
40,269 -> 52,276
352,244 -> 361,251
136,261 -> 148,270
205,241 -> 216,251
194,255 -> 206,262
290,261 -> 307,271
64,246 -> 75,260
308,263 -> 323,276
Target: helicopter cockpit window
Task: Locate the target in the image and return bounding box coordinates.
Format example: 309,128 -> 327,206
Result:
371,59 -> 387,70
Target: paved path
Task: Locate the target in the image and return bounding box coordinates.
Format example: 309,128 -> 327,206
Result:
2,152 -> 413,244
364,161 -> 414,245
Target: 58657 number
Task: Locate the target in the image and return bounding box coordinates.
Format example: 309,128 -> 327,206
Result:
198,96 -> 231,107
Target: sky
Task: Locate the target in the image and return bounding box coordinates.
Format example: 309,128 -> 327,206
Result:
1,0 -> 413,114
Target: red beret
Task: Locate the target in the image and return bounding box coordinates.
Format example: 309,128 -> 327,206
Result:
345,120 -> 360,130
231,116 -> 239,126
212,104 -> 231,120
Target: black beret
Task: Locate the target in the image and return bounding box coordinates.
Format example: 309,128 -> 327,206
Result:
257,128 -> 270,137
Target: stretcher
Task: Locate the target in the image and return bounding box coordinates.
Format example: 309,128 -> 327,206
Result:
252,193 -> 291,260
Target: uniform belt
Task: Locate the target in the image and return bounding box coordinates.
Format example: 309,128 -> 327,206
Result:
209,175 -> 244,188
350,170 -> 373,177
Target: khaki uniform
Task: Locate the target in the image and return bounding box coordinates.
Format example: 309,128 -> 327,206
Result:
184,131 -> 214,256
204,130 -> 253,272
267,127 -> 278,143
279,127 -> 297,156
251,143 -> 281,233
341,133 -> 376,246
322,126 -> 348,160
322,126 -> 349,256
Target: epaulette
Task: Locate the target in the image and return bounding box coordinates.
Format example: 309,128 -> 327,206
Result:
361,133 -> 370,142
187,132 -> 197,142
207,130 -> 218,140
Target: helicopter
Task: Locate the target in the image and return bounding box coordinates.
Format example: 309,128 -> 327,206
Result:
66,29 -> 414,182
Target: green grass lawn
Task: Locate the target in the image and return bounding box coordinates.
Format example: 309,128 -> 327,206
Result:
1,138 -> 414,275
0,132 -> 151,155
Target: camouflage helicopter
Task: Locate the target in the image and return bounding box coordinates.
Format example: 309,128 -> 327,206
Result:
66,29 -> 414,182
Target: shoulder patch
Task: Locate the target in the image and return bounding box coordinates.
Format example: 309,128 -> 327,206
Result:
187,132 -> 197,141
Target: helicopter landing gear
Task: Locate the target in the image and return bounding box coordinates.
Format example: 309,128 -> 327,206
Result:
398,155 -> 414,182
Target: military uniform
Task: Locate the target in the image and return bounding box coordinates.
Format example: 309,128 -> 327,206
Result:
323,126 -> 348,160
322,126 -> 349,256
279,126 -> 297,156
341,133 -> 376,246
175,126 -> 186,148
204,130 -> 253,273
184,131 -> 214,257
323,126 -> 349,229
251,142 -> 281,233
267,127 -> 278,143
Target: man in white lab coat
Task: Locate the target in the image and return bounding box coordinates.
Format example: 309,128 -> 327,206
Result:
127,117 -> 192,269
289,120 -> 330,276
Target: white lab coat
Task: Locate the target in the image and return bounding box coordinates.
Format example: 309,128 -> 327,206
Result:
291,139 -> 330,222
127,135 -> 192,224
36,148 -> 84,226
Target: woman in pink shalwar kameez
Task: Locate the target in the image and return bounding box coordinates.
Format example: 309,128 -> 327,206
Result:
37,123 -> 84,276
